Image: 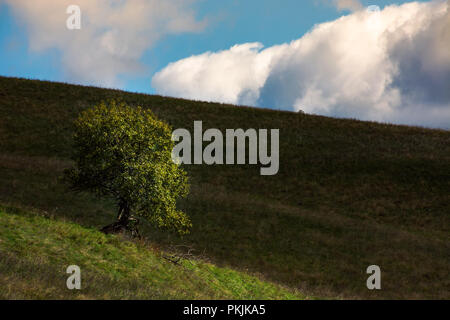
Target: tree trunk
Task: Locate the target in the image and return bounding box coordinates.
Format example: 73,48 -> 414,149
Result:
100,202 -> 131,235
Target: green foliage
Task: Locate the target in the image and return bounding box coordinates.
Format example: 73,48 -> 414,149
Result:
65,100 -> 191,234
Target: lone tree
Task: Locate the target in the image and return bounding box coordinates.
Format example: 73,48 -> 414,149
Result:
65,100 -> 191,236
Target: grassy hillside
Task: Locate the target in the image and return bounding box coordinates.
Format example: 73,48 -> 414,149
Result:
0,205 -> 303,299
0,76 -> 449,299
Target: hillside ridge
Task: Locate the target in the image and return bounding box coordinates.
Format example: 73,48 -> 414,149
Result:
0,75 -> 449,299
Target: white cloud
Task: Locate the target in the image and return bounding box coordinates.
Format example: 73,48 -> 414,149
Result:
151,42 -> 287,105
3,0 -> 206,87
152,1 -> 450,128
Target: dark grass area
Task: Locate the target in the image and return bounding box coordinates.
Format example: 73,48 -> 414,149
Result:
0,76 -> 449,299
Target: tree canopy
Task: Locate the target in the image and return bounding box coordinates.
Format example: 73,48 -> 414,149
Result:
65,100 -> 191,235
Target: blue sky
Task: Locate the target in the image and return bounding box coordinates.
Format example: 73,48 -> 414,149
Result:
1,0 -> 448,128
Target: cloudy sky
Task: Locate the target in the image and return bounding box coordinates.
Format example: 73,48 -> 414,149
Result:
1,0 -> 449,128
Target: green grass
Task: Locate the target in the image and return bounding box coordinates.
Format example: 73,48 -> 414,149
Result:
0,76 -> 449,299
0,206 -> 304,299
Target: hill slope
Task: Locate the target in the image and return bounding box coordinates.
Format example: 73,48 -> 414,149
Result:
0,205 -> 303,299
0,76 -> 449,299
